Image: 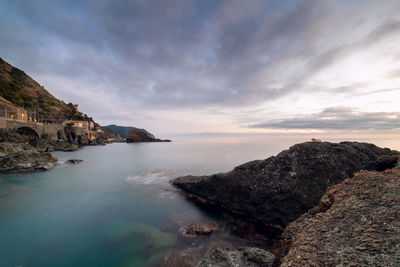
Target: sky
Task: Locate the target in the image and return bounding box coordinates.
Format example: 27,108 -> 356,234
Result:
0,0 -> 399,136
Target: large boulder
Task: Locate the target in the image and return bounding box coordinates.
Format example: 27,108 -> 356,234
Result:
277,169 -> 400,267
173,142 -> 400,227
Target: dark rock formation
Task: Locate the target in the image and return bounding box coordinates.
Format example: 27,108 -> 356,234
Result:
196,247 -> 275,267
0,129 -> 57,173
173,142 -> 400,227
0,142 -> 57,172
276,169 -> 400,267
30,138 -> 54,152
126,128 -> 171,143
179,222 -> 220,238
65,159 -> 83,164
0,128 -> 28,143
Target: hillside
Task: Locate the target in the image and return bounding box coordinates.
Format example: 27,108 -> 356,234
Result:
104,124 -> 155,138
0,57 -> 92,122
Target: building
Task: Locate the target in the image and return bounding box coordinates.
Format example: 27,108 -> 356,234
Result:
0,96 -> 28,121
62,120 -> 95,130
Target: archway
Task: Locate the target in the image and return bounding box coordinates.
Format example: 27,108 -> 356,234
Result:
17,126 -> 40,141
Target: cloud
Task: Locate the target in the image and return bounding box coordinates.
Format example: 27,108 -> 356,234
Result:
248,107 -> 400,131
0,0 -> 400,133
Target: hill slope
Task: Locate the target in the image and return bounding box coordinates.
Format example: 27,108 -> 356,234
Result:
104,124 -> 155,138
0,57 -> 91,121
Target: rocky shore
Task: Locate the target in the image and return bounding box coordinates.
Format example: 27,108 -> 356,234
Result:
0,129 -> 57,172
0,127 -> 106,173
173,141 -> 400,227
172,141 -> 400,266
277,169 -> 400,266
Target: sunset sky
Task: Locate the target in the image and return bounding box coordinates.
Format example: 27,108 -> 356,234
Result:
1,0 -> 399,136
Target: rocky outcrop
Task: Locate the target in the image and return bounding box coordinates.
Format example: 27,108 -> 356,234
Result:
276,169 -> 400,267
126,128 -> 171,143
0,142 -> 57,172
196,247 -> 275,267
173,142 -> 400,227
179,222 -> 220,238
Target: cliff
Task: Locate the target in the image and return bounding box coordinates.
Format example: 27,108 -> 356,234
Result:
173,141 -> 400,227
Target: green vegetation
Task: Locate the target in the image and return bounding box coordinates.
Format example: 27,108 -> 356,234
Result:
0,58 -> 95,122
62,102 -> 93,121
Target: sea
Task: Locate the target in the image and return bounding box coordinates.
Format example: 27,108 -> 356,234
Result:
0,136 -> 398,267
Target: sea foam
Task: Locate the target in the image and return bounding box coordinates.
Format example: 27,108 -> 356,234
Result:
125,170 -> 178,185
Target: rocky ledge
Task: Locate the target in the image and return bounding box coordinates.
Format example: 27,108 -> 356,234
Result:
173,141 -> 400,227
276,169 -> 400,266
0,141 -> 57,173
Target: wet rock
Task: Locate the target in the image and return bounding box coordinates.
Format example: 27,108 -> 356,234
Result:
53,141 -> 79,152
173,141 -> 400,227
164,247 -> 204,267
196,247 -> 275,267
276,169 -> 400,267
179,222 -> 220,238
160,213 -> 205,234
65,159 -> 83,164
206,240 -> 236,253
89,137 -> 107,146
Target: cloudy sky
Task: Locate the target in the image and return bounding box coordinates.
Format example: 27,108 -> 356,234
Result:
1,0 -> 399,136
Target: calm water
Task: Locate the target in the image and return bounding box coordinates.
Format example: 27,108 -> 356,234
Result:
0,136 -> 398,267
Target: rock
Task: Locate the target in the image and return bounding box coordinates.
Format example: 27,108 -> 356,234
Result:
89,137 -> 107,146
179,222 -> 220,238
195,247 -> 275,267
0,142 -> 57,173
0,128 -> 28,143
160,213 -> 206,234
276,169 -> 400,267
173,141 -> 400,227
376,154 -> 399,171
30,138 -> 54,152
126,128 -> 171,143
164,247 -> 205,267
63,144 -> 79,151
65,159 -> 83,164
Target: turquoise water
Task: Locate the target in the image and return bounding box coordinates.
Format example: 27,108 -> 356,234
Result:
0,136 -> 398,267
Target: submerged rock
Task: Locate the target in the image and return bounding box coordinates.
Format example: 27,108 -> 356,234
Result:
173,141 -> 400,227
160,213 -> 206,234
179,222 -> 220,238
195,247 -> 275,267
277,169 -> 400,267
164,247 -> 205,267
